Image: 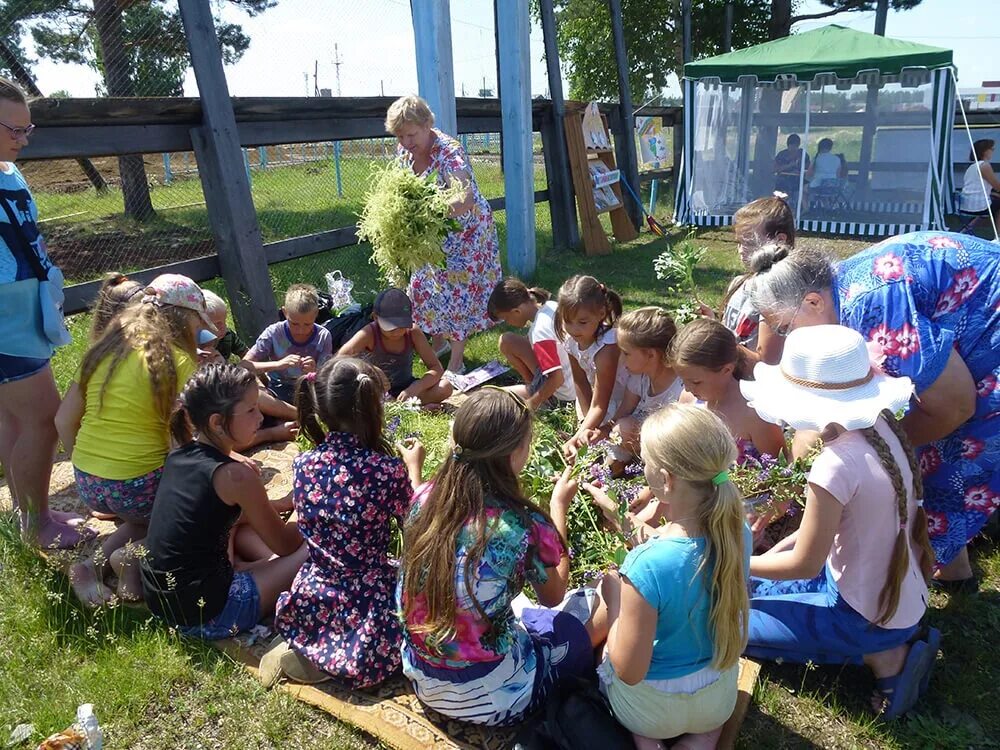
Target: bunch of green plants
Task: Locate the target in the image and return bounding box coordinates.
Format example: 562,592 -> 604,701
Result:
653,231 -> 706,325
357,161 -> 463,287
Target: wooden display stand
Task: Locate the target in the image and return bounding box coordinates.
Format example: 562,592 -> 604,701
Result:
564,104 -> 639,255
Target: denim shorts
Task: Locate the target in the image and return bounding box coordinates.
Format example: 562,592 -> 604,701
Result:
178,571 -> 261,641
0,352 -> 49,386
74,466 -> 162,523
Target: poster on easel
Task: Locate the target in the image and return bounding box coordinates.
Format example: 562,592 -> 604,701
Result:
581,102 -> 611,150
636,116 -> 669,170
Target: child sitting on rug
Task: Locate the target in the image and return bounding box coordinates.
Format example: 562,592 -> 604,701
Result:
740,326 -> 939,720
57,274 -> 210,607
338,288 -> 453,405
141,364 -> 305,640
556,275 -> 632,460
596,404 -> 751,750
398,388 -> 607,726
243,284 -> 333,403
488,278 -> 577,411
261,357 -> 424,688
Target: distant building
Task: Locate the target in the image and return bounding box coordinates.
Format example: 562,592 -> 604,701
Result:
959,82 -> 1000,112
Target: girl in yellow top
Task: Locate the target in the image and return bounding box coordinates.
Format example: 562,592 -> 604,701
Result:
57,274 -> 214,607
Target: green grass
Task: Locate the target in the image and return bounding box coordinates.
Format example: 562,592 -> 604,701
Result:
8,222 -> 1000,749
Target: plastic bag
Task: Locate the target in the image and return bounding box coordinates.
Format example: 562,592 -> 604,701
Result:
37,705 -> 102,750
325,270 -> 356,313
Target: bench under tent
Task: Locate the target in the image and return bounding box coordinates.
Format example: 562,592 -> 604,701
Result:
673,25 -> 956,237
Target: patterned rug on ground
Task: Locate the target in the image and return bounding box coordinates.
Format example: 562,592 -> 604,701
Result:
1,441 -> 760,750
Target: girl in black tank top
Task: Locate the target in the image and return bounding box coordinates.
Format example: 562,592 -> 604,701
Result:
141,365 -> 305,637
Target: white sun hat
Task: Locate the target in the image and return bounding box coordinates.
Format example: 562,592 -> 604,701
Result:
740,325 -> 914,432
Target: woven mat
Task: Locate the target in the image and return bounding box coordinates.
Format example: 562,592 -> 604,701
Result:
1,443 -> 760,750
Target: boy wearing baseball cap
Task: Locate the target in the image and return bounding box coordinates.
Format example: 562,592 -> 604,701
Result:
338,288 -> 453,405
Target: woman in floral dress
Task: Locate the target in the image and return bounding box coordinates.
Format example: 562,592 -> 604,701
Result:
744,231 -> 1000,592
386,95 -> 502,374
261,358 -> 425,688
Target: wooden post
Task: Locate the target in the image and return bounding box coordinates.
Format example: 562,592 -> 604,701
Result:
874,0 -> 888,35
681,0 -> 692,64
539,0 -> 579,248
496,0 -> 536,277
607,0 -> 642,231
723,2 -> 734,52
411,0 -> 458,136
178,0 -> 277,337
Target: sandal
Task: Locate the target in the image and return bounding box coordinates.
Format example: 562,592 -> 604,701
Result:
928,576 -> 979,595
874,639 -> 931,720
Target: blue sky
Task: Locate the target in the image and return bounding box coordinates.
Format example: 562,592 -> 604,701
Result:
24,0 -> 997,99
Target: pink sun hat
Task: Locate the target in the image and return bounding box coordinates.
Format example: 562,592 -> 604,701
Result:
142,274 -> 217,334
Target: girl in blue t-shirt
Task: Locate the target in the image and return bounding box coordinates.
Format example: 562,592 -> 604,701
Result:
587,403 -> 750,750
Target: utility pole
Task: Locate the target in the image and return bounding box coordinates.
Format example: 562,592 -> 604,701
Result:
874,0 -> 888,36
313,59 -> 319,97
681,0 -> 692,63
380,79 -> 385,96
333,43 -> 343,96
303,72 -> 309,96
723,1 -> 734,52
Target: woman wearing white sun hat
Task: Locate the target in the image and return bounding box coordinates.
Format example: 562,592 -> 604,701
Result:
740,325 -> 940,721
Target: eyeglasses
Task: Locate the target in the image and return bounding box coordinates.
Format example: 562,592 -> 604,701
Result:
772,299 -> 804,338
0,120 -> 35,140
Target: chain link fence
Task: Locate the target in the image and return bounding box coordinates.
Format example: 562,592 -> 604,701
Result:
4,0 -> 561,317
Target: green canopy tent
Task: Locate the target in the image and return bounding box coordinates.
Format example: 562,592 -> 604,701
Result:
673,25 -> 956,236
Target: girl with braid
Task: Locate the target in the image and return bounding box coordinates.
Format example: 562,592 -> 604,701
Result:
261,357 -> 425,689
740,326 -> 940,720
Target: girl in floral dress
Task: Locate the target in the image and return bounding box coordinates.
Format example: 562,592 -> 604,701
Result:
398,388 -> 608,726
261,357 -> 425,688
386,95 -> 502,374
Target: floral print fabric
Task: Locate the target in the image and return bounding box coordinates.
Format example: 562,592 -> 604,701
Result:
274,431 -> 412,689
405,130 -> 502,341
835,231 -> 1000,566
399,489 -> 565,668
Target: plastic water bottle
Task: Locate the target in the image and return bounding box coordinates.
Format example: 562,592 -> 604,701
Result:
76,705 -> 102,750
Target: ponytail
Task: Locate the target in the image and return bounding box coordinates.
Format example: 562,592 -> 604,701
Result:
169,403 -> 193,445
554,275 -> 623,339
487,278 -> 551,320
701,477 -> 750,671
295,374 -> 326,445
297,357 -> 392,454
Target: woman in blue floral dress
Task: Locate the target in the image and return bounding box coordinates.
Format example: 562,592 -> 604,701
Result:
386,95 -> 502,374
745,231 -> 1000,591
261,357 -> 425,688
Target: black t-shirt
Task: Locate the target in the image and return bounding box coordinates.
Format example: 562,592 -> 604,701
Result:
141,441 -> 240,626
217,329 -> 250,361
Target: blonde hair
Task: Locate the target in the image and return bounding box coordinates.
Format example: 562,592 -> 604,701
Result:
283,283 -> 319,315
640,403 -> 748,671
200,288 -> 227,317
80,301 -> 199,422
385,95 -> 435,134
88,273 -> 144,343
0,77 -> 28,106
617,306 -> 676,360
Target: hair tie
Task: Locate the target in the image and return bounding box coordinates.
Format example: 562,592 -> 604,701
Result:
304,371 -> 317,382
141,293 -> 159,306
916,499 -> 923,507
452,444 -> 464,462
773,190 -> 789,200
125,286 -> 145,302
357,373 -> 369,385
711,470 -> 729,486
599,283 -> 606,292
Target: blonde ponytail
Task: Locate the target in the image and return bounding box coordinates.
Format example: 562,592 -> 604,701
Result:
640,404 -> 749,671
